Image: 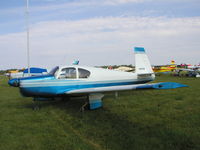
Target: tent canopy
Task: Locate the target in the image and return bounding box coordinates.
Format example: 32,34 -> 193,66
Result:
23,67 -> 47,73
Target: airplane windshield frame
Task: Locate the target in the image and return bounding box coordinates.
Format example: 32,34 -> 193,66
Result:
49,66 -> 59,76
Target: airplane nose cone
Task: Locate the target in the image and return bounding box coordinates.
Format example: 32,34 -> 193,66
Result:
8,78 -> 20,87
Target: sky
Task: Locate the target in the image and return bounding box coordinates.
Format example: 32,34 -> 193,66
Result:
0,0 -> 200,70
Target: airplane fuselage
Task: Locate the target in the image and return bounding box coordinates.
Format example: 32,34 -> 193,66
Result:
19,65 -> 155,97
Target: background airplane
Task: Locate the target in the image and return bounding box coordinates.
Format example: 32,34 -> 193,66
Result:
8,47 -> 187,110
153,60 -> 176,73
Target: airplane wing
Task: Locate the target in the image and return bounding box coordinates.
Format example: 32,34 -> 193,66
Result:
177,68 -> 194,71
66,82 -> 188,94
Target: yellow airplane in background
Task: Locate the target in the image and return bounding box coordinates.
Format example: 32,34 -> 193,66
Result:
153,60 -> 176,73
8,70 -> 19,73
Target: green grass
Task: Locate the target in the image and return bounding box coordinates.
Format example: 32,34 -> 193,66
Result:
0,75 -> 200,150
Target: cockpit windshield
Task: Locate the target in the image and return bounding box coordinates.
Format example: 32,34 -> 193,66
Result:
49,66 -> 59,76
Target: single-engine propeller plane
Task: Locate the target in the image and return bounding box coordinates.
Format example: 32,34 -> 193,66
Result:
8,47 -> 187,110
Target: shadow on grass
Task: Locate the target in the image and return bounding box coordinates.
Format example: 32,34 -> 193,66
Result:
22,96 -> 197,150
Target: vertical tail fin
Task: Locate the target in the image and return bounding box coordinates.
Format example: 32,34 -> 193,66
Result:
134,47 -> 154,74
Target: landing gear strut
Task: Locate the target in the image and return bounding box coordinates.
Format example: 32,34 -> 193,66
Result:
33,98 -> 40,110
80,93 -> 104,111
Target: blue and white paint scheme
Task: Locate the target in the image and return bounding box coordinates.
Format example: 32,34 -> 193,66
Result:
8,47 -> 187,110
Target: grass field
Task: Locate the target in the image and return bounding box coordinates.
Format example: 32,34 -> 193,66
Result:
0,75 -> 200,150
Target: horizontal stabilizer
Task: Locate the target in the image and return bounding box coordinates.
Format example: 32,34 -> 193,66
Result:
136,82 -> 188,90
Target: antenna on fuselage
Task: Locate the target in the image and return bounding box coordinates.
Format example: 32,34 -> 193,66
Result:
73,60 -> 79,65
26,0 -> 30,76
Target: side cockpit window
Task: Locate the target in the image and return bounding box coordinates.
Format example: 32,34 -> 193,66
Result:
59,67 -> 76,79
78,68 -> 90,78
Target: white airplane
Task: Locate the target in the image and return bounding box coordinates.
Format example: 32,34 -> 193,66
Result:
8,47 -> 187,110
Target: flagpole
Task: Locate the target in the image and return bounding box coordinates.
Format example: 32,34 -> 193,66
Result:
26,0 -> 30,76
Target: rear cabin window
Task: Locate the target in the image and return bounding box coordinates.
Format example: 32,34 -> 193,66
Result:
59,67 -> 76,79
78,68 -> 90,78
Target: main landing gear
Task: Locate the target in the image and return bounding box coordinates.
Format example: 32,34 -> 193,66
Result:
80,93 -> 104,112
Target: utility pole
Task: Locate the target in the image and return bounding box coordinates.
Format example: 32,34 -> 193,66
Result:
26,0 -> 30,76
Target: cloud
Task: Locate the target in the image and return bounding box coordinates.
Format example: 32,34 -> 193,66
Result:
103,0 -> 144,5
0,0 -> 151,15
0,16 -> 200,69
